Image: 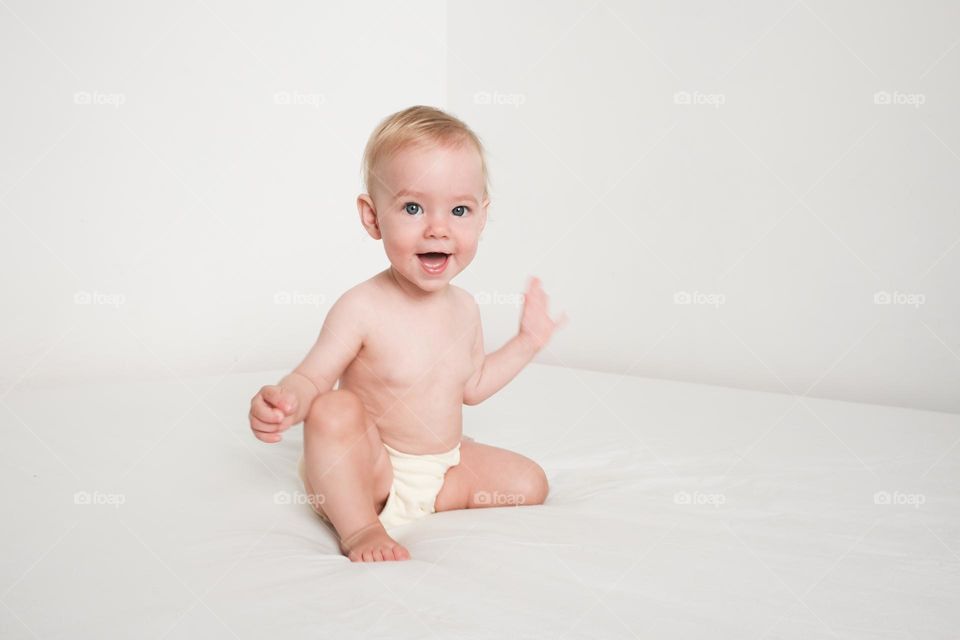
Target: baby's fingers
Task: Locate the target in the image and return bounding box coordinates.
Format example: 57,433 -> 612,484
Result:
527,278 -> 550,303
281,394 -> 299,416
250,414 -> 292,442
251,398 -> 284,424
250,417 -> 283,443
263,385 -> 297,415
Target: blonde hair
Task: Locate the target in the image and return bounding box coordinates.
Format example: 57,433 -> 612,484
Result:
361,105 -> 489,201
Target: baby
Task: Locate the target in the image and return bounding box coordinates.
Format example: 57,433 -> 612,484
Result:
249,105 -> 566,562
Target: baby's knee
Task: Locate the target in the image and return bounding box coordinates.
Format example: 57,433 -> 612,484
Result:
304,389 -> 366,440
518,463 -> 549,506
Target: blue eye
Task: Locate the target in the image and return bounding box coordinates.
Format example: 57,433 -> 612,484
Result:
452,205 -> 469,217
404,202 -> 422,215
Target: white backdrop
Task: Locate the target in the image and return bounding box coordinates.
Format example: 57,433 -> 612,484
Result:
0,0 -> 448,385
2,1 -> 959,413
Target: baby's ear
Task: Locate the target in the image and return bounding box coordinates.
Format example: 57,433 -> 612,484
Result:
357,194 -> 382,240
479,198 -> 489,231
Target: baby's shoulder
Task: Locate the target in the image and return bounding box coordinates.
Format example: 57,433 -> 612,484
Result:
332,278 -> 381,312
320,280 -> 378,328
448,285 -> 481,318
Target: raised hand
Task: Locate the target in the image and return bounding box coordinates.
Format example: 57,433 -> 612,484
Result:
518,276 -> 568,351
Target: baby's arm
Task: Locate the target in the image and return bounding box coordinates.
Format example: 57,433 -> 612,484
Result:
282,289 -> 367,423
462,277 -> 567,406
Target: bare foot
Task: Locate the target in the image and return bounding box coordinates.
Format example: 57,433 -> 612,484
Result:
338,521 -> 411,562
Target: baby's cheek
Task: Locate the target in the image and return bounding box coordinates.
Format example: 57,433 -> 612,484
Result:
457,243 -> 480,264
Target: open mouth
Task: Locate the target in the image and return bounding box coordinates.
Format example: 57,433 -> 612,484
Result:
416,252 -> 451,274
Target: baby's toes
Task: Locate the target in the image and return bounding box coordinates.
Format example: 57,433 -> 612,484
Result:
372,548 -> 385,562
381,545 -> 398,561
392,544 -> 410,561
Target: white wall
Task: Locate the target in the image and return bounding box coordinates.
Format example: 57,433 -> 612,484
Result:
0,0 -> 447,385
447,0 -> 960,413
2,1 -> 958,414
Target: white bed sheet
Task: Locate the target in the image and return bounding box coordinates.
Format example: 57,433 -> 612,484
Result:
3,362 -> 959,638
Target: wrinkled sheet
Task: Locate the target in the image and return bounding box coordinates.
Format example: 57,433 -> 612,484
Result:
3,363 -> 958,638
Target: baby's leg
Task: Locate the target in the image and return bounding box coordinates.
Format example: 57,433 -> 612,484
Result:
302,389 -> 409,562
434,439 -> 549,512
434,439 -> 550,511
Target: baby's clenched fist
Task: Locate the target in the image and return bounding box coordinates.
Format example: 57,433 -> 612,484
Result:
249,385 -> 298,443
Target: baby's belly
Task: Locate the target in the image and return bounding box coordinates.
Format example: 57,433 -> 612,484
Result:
341,381 -> 464,455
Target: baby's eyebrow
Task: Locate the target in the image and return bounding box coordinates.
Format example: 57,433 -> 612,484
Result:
393,189 -> 477,204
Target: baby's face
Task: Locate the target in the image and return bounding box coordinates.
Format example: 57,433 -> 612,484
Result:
359,142 -> 488,294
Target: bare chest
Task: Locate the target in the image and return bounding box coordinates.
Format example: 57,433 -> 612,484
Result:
345,295 -> 478,397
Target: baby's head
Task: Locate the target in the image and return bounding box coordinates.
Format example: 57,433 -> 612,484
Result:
358,105 -> 490,295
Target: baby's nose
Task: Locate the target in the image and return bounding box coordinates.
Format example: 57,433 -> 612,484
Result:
425,213 -> 449,237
